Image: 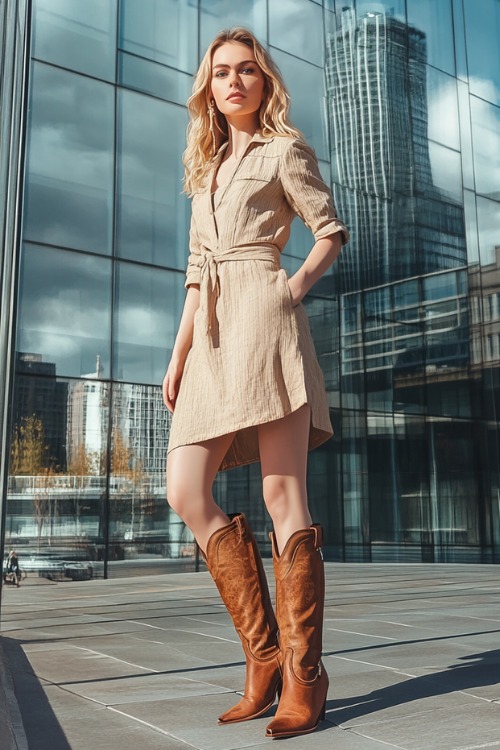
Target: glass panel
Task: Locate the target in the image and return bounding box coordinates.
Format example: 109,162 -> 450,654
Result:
452,0 -> 467,82
108,382 -> 196,576
427,142 -> 462,205
17,244 -> 112,378
24,63 -> 114,255
341,410 -> 369,553
457,80 -> 474,190
33,0 -> 117,81
429,421 -> 481,551
470,96 -> 500,198
116,90 -> 190,267
368,413 -> 401,542
114,263 -> 184,384
271,47 -> 328,159
6,374 -> 110,579
304,295 -> 340,404
477,196 -> 500,268
308,435 -> 343,559
118,51 -> 192,105
397,416 -> 431,549
199,0 -> 267,51
463,0 -> 500,107
269,0 -> 324,67
407,0 -> 455,75
427,67 -> 459,150
340,293 -> 366,410
119,0 -> 197,74
464,189 -> 479,265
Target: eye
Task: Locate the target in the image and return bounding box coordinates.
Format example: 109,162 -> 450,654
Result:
241,66 -> 255,74
214,70 -> 228,78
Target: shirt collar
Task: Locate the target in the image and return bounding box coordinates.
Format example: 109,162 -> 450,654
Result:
215,131 -> 275,157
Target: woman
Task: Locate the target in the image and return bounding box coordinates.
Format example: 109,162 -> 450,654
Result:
163,27 -> 348,739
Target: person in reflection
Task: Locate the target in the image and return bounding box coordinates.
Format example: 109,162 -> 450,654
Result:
6,549 -> 21,587
163,27 -> 348,739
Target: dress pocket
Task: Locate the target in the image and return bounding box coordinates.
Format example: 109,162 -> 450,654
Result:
279,268 -> 295,308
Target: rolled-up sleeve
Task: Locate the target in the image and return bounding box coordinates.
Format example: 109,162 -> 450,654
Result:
185,212 -> 202,289
280,139 -> 349,245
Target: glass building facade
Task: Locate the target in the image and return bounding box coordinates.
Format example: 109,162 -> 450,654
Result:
1,0 -> 500,595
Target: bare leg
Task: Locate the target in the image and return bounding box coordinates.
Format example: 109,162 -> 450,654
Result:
166,432 -> 235,553
258,404 -> 312,553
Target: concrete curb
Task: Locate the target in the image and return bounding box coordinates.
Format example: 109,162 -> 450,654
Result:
0,640 -> 28,750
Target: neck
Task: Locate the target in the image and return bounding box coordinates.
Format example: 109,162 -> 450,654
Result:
225,114 -> 260,159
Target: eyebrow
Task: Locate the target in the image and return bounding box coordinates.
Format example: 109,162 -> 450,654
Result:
212,60 -> 256,69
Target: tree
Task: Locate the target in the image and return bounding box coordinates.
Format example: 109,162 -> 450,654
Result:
10,415 -> 48,475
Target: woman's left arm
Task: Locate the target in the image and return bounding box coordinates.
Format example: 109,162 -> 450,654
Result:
288,234 -> 342,306
280,138 -> 349,305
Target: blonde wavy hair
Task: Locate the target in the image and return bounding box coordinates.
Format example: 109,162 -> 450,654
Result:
183,27 -> 302,195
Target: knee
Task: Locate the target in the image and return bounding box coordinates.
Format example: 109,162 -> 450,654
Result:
166,463 -> 198,523
262,475 -> 292,523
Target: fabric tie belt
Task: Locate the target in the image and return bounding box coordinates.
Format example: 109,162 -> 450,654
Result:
186,244 -> 281,345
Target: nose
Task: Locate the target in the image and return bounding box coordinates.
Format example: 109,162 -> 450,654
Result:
229,70 -> 241,87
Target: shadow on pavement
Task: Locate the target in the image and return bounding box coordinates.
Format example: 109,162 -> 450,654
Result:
326,648 -> 500,724
2,637 -> 72,750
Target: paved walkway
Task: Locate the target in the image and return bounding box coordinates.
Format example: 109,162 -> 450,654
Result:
1,563 -> 500,750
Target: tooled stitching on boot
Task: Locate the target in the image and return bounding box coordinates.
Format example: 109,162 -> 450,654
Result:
285,648 -> 323,685
239,631 -> 281,663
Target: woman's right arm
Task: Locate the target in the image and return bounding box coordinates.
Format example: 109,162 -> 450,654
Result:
162,284 -> 200,412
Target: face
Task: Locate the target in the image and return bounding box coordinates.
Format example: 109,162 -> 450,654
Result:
211,42 -> 265,122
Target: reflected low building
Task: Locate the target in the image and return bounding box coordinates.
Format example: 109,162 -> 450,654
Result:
1,0 -> 500,592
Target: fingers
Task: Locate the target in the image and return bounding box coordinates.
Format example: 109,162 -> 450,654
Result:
163,371 -> 179,413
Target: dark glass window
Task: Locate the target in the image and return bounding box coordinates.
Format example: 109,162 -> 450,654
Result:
116,90 -> 190,268
407,0 -> 455,75
33,0 -> 117,81
269,0 -> 323,67
17,244 -> 112,378
24,63 -> 114,255
271,47 -> 328,160
476,196 -> 500,267
118,51 -> 192,105
119,0 -> 197,74
113,262 -> 184,384
464,0 -> 500,107
199,0 -> 267,49
457,80 -> 474,190
470,96 -> 500,199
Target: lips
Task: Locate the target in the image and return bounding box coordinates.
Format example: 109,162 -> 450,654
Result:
227,93 -> 245,101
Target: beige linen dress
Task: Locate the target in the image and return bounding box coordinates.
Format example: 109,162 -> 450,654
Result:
167,133 -> 349,472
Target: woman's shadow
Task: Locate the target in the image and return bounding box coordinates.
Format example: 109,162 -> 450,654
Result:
325,648 -> 500,726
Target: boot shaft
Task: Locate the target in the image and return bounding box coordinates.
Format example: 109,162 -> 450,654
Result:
271,525 -> 325,679
205,513 -> 278,658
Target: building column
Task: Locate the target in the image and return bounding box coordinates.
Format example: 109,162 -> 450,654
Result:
0,0 -> 30,614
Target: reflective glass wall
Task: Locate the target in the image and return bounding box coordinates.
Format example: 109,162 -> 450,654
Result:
2,0 -> 500,583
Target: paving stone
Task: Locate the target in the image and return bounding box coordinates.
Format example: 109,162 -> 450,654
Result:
327,668 -> 480,727
62,671 -> 232,705
350,701 -> 500,750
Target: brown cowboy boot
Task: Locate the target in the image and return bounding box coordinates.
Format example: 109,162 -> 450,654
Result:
265,524 -> 329,739
204,513 -> 282,724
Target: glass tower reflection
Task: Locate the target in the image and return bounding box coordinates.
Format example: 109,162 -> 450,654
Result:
327,9 -> 466,292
